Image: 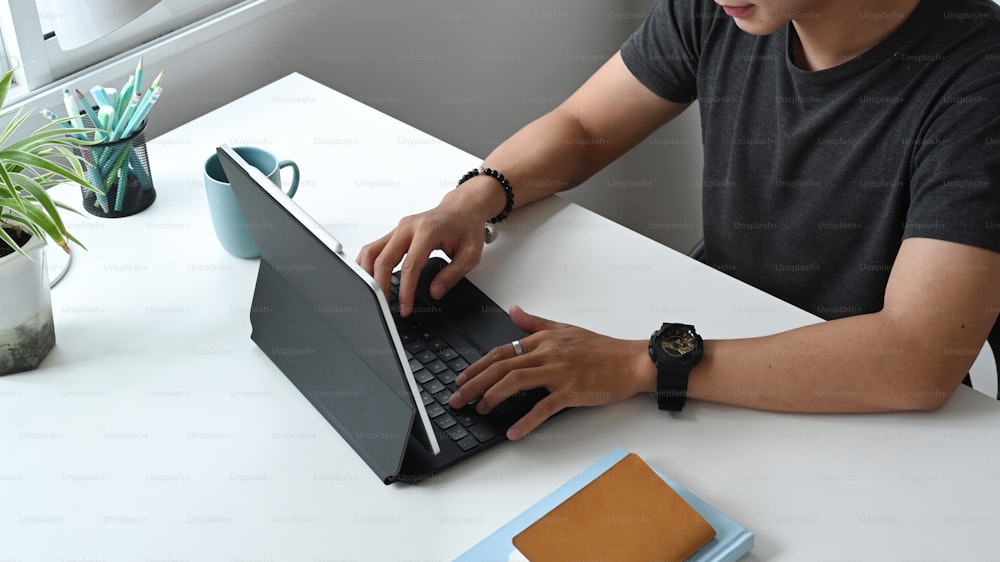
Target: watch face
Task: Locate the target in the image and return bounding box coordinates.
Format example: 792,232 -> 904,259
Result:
652,324 -> 702,366
660,334 -> 695,357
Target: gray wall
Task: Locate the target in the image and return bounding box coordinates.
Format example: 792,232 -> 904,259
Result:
97,0 -> 706,251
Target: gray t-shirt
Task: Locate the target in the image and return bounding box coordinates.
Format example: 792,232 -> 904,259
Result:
621,0 -> 1000,331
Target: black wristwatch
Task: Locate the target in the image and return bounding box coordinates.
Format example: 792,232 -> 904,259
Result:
648,323 -> 704,411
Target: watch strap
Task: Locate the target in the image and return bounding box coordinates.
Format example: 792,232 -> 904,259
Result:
656,366 -> 689,411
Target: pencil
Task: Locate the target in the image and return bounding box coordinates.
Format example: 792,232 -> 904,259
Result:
133,56 -> 144,95
74,89 -> 100,127
148,70 -> 164,91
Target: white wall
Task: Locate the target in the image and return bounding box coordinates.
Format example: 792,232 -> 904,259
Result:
39,0 -> 706,252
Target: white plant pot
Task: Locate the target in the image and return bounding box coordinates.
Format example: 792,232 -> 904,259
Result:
0,232 -> 56,375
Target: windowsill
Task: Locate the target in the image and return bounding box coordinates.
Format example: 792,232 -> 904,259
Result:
6,81 -> 26,103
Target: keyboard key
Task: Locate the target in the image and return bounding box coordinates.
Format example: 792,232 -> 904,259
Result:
424,379 -> 445,395
454,411 -> 477,427
437,370 -> 457,385
436,347 -> 458,362
434,413 -> 457,430
416,350 -> 436,364
391,274 -> 400,286
426,339 -> 447,353
426,360 -> 448,375
420,331 -> 435,341
468,424 -> 496,443
456,435 -> 479,451
425,403 -> 445,418
405,341 -> 427,354
448,358 -> 470,373
446,425 -> 469,441
420,391 -> 434,406
434,388 -> 453,405
408,358 -> 424,373
413,369 -> 435,385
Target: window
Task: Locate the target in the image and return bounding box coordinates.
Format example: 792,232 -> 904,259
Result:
0,0 -> 242,99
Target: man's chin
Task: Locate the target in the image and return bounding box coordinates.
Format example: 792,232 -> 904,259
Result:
732,17 -> 788,36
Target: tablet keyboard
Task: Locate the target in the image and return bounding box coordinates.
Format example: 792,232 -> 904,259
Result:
388,271 -> 498,452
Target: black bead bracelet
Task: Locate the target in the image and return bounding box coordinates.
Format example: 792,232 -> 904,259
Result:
456,167 -> 515,225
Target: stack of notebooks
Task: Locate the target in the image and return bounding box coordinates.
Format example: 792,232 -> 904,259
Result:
455,447 -> 753,561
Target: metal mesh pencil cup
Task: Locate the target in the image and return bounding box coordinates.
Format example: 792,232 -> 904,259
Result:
76,117 -> 156,218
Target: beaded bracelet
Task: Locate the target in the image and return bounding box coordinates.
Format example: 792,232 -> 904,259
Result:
456,167 -> 515,225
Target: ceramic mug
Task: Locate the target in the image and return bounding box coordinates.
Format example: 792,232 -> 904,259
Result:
203,146 -> 300,259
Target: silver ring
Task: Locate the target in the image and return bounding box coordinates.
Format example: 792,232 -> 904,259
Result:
511,339 -> 524,356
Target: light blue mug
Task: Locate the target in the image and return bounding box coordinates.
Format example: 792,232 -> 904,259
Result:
204,146 -> 300,259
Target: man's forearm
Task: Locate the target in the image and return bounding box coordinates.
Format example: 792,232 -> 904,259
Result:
628,239 -> 1000,414
444,51 -> 689,222
680,312 -> 971,412
448,107 -> 629,222
628,312 -> 975,413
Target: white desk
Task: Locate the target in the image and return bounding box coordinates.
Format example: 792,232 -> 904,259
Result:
3,73 -> 998,561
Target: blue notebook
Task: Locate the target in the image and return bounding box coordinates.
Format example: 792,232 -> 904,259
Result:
454,447 -> 754,562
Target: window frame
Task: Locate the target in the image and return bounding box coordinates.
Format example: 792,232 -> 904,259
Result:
1,0 -> 249,96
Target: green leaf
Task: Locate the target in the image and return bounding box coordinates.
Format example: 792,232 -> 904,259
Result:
1,149 -> 92,191
6,127 -> 89,153
7,202 -> 67,252
0,196 -> 28,209
62,145 -> 88,183
1,211 -> 43,240
0,70 -> 12,111
52,199 -> 84,216
64,230 -> 85,251
10,171 -> 67,239
0,108 -> 33,148
0,162 -> 29,216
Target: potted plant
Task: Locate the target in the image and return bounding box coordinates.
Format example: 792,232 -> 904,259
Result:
0,68 -> 96,375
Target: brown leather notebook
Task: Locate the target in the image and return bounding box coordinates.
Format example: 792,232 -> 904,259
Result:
512,453 -> 716,562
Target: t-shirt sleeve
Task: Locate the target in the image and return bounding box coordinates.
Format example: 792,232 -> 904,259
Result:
903,62 -> 1000,256
620,0 -> 712,103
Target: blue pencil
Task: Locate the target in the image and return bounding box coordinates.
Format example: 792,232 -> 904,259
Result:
122,86 -> 161,138
74,89 -> 101,129
110,92 -> 141,141
133,56 -> 144,96
117,76 -> 134,117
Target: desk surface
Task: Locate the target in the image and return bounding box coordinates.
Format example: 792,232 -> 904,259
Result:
3,73 -> 998,561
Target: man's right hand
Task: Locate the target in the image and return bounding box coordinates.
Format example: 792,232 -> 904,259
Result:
356,187 -> 492,317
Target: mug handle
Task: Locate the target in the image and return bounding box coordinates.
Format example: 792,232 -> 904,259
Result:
278,160 -> 300,198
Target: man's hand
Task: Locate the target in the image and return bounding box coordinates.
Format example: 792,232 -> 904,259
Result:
356,191 -> 489,317
449,305 -> 654,440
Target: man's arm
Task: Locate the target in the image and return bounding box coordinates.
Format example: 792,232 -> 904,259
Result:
685,238 -> 1000,412
358,52 -> 688,315
452,238 -> 1000,439
468,50 -> 690,210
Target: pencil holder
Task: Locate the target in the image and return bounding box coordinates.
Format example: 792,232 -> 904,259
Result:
76,118 -> 156,218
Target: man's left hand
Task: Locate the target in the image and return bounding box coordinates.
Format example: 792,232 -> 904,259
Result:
448,305 -> 653,440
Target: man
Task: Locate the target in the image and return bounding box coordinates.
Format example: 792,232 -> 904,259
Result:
358,0 -> 1000,441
